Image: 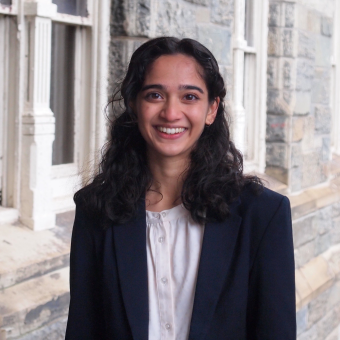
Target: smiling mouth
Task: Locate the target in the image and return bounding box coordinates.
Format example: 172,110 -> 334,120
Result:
156,127 -> 187,135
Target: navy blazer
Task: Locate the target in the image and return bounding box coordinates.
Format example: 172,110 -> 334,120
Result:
65,185 -> 296,340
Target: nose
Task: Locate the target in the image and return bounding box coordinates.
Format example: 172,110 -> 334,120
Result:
160,97 -> 182,121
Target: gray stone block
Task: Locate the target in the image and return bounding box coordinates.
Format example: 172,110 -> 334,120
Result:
315,35 -> 332,67
268,27 -> 281,56
291,143 -> 302,168
111,0 -> 151,36
111,0 -> 127,36
155,0 -> 197,38
292,117 -> 304,142
331,217 -> 340,245
15,317 -> 67,340
301,151 -> 323,188
315,305 -> 340,340
266,142 -> 289,168
322,137 -> 331,162
294,91 -> 311,116
315,232 -> 331,256
285,3 -> 295,28
185,0 -> 209,6
267,89 -> 290,115
332,202 -> 340,218
301,115 -> 315,151
283,29 -> 294,57
306,10 -> 321,34
283,89 -> 293,105
108,38 -> 146,93
266,115 -> 289,142
297,323 -> 317,340
221,66 -> 233,101
321,17 -> 333,37
211,0 -> 233,26
325,326 -> 340,340
314,105 -> 331,134
294,241 -> 315,268
327,282 -> 340,311
268,3 -> 281,27
293,214 -> 318,248
311,68 -> 331,106
197,25 -> 231,65
298,31 -> 316,60
308,289 -> 330,327
291,166 -> 302,192
317,206 -> 332,235
283,60 -> 294,89
297,305 -> 308,336
267,58 -> 278,88
296,60 -> 314,91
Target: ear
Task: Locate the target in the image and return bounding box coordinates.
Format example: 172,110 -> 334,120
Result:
205,97 -> 220,126
129,101 -> 135,110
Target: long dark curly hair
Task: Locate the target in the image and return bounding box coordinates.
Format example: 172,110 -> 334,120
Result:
74,37 -> 262,225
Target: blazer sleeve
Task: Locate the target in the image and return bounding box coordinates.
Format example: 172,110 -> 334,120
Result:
65,205 -> 105,340
247,196 -> 296,340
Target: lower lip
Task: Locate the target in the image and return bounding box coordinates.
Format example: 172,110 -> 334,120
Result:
154,127 -> 187,139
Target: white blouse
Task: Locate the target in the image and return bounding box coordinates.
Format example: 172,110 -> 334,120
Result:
146,204 -> 205,340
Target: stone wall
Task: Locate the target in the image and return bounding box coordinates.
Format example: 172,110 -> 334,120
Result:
297,282 -> 340,340
266,0 -> 334,192
294,201 -> 340,269
109,0 -> 234,101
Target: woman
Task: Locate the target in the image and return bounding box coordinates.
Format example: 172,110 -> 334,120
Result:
65,37 -> 296,340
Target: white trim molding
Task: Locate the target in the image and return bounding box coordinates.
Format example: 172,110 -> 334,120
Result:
233,0 -> 268,173
331,0 -> 340,155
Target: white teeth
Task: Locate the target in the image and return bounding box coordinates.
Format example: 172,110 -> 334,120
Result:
157,127 -> 185,134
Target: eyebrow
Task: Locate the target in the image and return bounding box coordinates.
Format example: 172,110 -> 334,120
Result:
140,84 -> 204,94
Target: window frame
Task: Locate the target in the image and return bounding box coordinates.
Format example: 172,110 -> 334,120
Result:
49,0 -> 96,212
0,0 -> 17,15
232,0 -> 268,173
0,0 -> 109,214
331,0 -> 340,155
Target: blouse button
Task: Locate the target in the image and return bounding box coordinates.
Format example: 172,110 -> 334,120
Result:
165,323 -> 172,330
158,237 -> 165,243
161,277 -> 168,284
161,212 -> 166,218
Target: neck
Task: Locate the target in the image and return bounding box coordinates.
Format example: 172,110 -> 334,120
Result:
146,151 -> 189,212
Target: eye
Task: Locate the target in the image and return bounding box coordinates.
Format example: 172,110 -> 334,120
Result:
145,92 -> 162,100
184,94 -> 199,101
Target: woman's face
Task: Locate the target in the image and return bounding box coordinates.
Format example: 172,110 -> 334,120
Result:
134,54 -> 219,161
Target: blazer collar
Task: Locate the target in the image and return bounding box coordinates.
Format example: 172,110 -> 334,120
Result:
189,197 -> 242,339
112,198 -> 242,340
112,199 -> 149,340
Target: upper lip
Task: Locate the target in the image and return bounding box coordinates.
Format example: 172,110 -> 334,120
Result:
154,125 -> 187,129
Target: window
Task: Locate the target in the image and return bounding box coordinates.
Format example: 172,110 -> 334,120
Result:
0,14 -> 17,207
50,23 -> 76,165
232,0 -> 268,173
52,0 -> 88,17
0,0 -> 12,5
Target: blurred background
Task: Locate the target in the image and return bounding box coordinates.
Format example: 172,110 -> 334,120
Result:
0,0 -> 340,339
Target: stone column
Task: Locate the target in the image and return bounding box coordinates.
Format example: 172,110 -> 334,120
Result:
266,0 -> 333,192
20,0 -> 57,230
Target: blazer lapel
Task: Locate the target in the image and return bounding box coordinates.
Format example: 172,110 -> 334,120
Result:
112,199 -> 148,340
189,199 -> 242,340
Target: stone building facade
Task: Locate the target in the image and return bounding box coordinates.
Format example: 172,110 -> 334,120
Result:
0,0 -> 339,339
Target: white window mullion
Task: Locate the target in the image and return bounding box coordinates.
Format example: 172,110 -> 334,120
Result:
331,0 -> 340,155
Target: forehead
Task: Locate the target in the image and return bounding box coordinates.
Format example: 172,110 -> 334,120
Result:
144,54 -> 205,86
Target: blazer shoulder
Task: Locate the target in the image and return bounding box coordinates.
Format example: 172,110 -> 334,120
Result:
240,182 -> 289,211
73,202 -> 107,238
